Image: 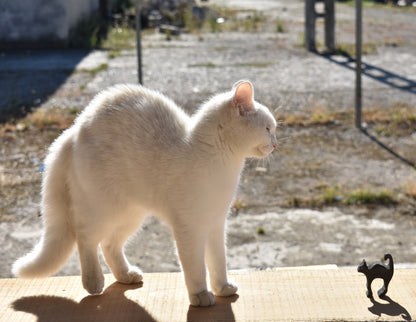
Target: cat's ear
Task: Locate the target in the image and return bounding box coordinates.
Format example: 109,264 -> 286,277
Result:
232,81 -> 255,116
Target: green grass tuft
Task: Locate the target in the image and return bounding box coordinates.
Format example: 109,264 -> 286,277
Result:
257,227 -> 266,235
345,189 -> 397,205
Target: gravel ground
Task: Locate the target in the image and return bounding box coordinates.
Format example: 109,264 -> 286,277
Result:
1,0 -> 416,278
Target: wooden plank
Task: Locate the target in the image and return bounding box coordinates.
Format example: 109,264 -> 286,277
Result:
1,268 -> 415,321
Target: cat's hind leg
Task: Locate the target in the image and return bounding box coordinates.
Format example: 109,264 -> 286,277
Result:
72,198 -> 105,293
377,278 -> 390,298
78,237 -> 105,294
377,285 -> 387,298
101,214 -> 144,285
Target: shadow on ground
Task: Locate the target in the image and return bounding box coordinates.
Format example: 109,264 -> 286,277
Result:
361,128 -> 416,170
12,280 -> 239,322
320,53 -> 416,170
12,282 -> 157,322
368,296 -> 412,321
0,50 -> 90,120
322,53 -> 416,95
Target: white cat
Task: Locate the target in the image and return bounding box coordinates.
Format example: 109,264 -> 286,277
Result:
12,80 -> 277,306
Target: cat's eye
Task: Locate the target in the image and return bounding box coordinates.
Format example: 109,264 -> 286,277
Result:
266,127 -> 270,133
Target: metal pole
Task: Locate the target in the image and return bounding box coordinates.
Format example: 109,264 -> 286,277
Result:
305,0 -> 316,52
355,0 -> 362,129
324,0 -> 335,53
135,0 -> 143,85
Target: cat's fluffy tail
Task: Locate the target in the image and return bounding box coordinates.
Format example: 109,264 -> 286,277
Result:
12,130 -> 76,278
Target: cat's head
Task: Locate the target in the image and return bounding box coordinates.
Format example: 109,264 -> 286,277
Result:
228,80 -> 278,158
357,259 -> 367,272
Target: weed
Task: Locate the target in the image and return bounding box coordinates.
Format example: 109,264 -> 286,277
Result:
108,50 -> 121,59
280,103 -> 415,134
375,125 -> 392,137
20,107 -> 77,131
313,182 -> 330,190
233,62 -> 273,68
298,32 -> 306,48
242,11 -> 266,32
280,108 -> 342,127
180,4 -> 221,34
232,200 -> 246,215
309,108 -> 337,125
275,20 -> 286,33
214,46 -> 229,52
233,200 -> 247,211
101,27 -> 137,50
202,12 -> 222,33
334,42 -> 379,56
68,107 -> 81,116
257,227 -> 266,235
281,114 -> 307,126
183,5 -> 199,32
68,11 -> 106,49
188,62 -> 218,68
363,104 -> 416,136
284,196 -> 323,208
78,63 -> 109,76
364,108 -> 392,124
213,8 -> 268,32
322,187 -> 342,204
284,186 -> 398,208
342,0 -> 383,7
289,197 -> 302,208
345,189 -> 397,205
165,29 -> 172,41
406,182 -> 416,199
391,103 -> 416,124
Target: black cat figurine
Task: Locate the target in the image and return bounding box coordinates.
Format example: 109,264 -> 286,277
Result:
357,253 -> 394,299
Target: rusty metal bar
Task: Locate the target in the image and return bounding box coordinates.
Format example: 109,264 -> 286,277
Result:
355,0 -> 362,128
305,0 -> 335,53
135,0 -> 143,85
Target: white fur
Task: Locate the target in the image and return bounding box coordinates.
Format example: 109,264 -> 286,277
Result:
12,81 -> 277,306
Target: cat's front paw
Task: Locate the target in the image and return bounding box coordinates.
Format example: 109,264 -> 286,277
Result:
214,282 -> 238,297
190,290 -> 215,307
83,274 -> 105,295
115,266 -> 143,284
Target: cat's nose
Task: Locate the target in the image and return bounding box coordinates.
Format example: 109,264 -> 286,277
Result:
272,135 -> 278,149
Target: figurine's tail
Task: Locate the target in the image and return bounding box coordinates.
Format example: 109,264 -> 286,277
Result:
384,253 -> 394,271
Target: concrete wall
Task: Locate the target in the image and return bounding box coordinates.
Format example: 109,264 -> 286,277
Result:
0,0 -> 99,46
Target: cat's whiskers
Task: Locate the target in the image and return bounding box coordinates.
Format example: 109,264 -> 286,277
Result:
276,120 -> 285,129
276,135 -> 291,145
255,151 -> 274,170
258,134 -> 287,167
272,105 -> 284,116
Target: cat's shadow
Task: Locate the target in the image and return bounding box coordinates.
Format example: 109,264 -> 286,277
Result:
368,296 -> 412,321
12,281 -> 157,322
13,281 -> 239,322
